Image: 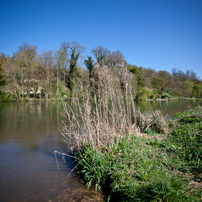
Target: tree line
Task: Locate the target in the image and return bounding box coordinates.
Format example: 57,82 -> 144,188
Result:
0,41 -> 202,100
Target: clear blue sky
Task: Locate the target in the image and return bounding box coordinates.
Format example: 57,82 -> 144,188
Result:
1,0 -> 202,79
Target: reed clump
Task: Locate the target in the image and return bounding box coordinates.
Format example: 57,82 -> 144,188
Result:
60,63 -> 169,152
135,109 -> 170,134
60,63 -> 136,152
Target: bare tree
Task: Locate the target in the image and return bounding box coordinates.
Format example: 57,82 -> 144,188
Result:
91,46 -> 111,66
109,50 -> 124,68
1,57 -> 20,97
14,43 -> 38,98
55,42 -> 70,96
40,50 -> 55,98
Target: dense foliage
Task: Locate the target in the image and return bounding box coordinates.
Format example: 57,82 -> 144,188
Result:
1,41 -> 202,101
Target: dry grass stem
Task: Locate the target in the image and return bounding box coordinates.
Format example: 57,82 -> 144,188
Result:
59,63 -> 169,152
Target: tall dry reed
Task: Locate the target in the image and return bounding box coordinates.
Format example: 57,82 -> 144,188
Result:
60,63 -> 169,152
60,63 -> 138,152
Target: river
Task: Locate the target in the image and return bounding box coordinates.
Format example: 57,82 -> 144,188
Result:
0,101 -> 103,202
135,99 -> 202,117
0,99 -> 201,201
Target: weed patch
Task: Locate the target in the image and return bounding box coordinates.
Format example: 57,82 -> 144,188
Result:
74,134 -> 201,201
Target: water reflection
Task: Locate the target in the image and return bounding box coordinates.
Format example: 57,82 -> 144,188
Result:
135,99 -> 202,117
0,101 -> 103,202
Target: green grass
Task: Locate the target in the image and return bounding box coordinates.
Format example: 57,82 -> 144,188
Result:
166,106 -> 202,179
75,136 -> 201,201
73,107 -> 202,201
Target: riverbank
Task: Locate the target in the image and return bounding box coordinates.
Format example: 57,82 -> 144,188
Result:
73,107 -> 202,201
0,97 -> 70,102
144,97 -> 202,101
1,90 -> 201,103
1,97 -> 201,103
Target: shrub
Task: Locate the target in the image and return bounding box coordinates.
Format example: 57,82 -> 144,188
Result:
136,109 -> 169,134
150,94 -> 155,99
137,87 -> 152,100
156,94 -> 161,99
0,91 -> 16,102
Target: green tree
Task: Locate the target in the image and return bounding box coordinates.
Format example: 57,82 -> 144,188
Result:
152,71 -> 171,95
143,68 -> 157,89
183,80 -> 194,97
127,65 -> 144,88
0,53 -> 6,87
84,56 -> 94,79
67,47 -> 79,94
67,42 -> 85,96
194,83 -> 202,98
137,87 -> 152,100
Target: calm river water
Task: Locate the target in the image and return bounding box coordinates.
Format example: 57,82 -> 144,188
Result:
0,101 -> 103,202
0,99 -> 202,202
135,99 -> 202,117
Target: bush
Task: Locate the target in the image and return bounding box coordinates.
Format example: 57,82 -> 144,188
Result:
156,94 -> 161,99
0,92 -> 16,102
136,109 -> 170,134
59,88 -> 70,98
149,94 -> 155,99
137,87 -> 152,100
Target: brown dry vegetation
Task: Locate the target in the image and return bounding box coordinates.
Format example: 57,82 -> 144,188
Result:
60,63 -> 169,152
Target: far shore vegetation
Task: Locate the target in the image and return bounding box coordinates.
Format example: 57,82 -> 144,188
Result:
0,41 -> 202,102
